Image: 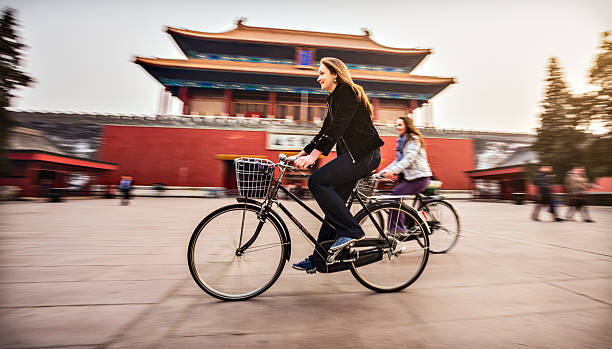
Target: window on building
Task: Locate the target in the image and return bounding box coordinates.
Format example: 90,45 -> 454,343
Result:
296,48 -> 314,66
293,106 -> 300,121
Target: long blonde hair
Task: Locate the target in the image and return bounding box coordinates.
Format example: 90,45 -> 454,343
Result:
398,116 -> 425,149
320,57 -> 374,117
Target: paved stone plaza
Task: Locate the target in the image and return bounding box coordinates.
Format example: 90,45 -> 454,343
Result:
0,197 -> 611,348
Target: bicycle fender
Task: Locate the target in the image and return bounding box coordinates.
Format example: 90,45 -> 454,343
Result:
235,198 -> 291,261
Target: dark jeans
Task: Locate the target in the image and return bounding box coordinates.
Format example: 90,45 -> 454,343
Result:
388,176 -> 431,232
532,195 -> 558,219
566,197 -> 591,220
308,148 -> 381,244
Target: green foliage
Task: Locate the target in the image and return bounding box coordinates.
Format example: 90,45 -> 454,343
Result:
0,8 -> 33,175
534,32 -> 612,181
533,58 -> 585,182
589,31 -> 612,135
585,31 -> 612,177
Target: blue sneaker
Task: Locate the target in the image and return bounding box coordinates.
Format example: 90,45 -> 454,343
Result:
329,235 -> 365,251
292,257 -> 315,272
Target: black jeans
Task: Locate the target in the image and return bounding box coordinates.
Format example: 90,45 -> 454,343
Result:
308,148 -> 381,244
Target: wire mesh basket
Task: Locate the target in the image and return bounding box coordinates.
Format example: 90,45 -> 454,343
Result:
234,157 -> 276,198
356,176 -> 379,198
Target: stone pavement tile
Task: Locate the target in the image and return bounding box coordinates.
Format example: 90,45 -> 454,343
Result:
419,254 -> 612,289
541,257 -> 612,279
357,307 -> 612,349
0,279 -> 179,307
0,265 -> 116,283
179,273 -> 338,298
171,292 -> 407,337
416,262 -> 561,290
0,253 -> 185,267
0,245 -> 159,257
548,277 -> 612,305
0,254 -> 83,267
265,271 -> 361,296
91,264 -> 188,281
62,253 -> 185,266
392,282 -> 605,323
106,290 -> 195,349
0,304 -> 148,348
159,329 -> 361,349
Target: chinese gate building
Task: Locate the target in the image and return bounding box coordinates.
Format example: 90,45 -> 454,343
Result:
135,20 -> 454,123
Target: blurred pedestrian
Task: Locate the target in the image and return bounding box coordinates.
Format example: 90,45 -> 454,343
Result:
564,167 -> 597,222
531,166 -> 563,222
118,175 -> 133,206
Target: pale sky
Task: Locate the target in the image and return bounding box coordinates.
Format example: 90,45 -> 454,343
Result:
1,0 -> 610,133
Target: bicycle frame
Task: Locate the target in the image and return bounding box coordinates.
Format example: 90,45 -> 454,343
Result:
235,164 -> 394,262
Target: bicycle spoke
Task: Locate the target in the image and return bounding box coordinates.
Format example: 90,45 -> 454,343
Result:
350,203 -> 429,293
241,242 -> 288,254
188,204 -> 286,301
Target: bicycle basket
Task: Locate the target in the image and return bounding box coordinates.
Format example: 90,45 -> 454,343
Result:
356,176 -> 379,198
234,157 -> 276,198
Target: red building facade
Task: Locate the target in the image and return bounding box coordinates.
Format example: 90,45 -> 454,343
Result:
98,124 -> 474,190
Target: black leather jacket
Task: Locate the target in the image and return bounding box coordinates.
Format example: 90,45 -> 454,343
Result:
303,82 -> 384,161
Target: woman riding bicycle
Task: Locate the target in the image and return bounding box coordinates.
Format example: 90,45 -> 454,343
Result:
378,116 -> 432,233
291,57 -> 384,272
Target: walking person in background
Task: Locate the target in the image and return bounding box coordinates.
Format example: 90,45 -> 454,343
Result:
532,166 -> 563,222
378,116 -> 432,233
119,175 -> 133,206
565,167 -> 597,222
290,57 -> 384,272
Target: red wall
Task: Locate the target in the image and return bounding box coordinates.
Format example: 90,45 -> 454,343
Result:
99,125 -> 474,190
379,136 -> 474,190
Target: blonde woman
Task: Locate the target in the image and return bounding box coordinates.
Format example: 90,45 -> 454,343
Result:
291,57 -> 384,272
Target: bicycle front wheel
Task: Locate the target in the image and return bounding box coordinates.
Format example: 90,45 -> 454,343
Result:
188,203 -> 286,301
350,202 -> 429,293
419,200 -> 460,254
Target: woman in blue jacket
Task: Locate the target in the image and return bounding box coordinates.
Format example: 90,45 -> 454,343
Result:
291,57 -> 384,272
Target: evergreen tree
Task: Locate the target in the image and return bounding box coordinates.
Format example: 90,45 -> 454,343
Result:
533,58 -> 585,182
0,8 -> 33,174
584,31 -> 612,177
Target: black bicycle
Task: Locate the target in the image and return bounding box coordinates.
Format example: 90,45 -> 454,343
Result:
188,155 -> 430,301
353,177 -> 461,254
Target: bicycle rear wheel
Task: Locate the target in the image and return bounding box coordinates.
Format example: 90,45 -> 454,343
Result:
349,202 -> 429,292
419,200 -> 460,254
188,203 -> 286,301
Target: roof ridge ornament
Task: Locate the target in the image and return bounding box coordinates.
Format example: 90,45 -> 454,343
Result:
361,27 -> 371,38
236,17 -> 247,28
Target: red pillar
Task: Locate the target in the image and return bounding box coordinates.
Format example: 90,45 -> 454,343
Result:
179,87 -> 189,115
224,89 -> 233,116
371,98 -> 379,121
268,92 -> 277,118
24,164 -> 37,197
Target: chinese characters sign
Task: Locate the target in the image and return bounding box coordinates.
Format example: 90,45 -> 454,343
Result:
266,133 -> 313,150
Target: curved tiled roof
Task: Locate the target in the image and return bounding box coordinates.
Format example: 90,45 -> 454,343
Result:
166,23 -> 430,56
7,127 -> 66,154
135,57 -> 454,85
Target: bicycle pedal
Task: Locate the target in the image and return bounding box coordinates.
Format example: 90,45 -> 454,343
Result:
326,248 -> 342,263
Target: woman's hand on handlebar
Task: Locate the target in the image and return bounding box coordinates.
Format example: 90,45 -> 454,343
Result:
379,171 -> 398,181
294,149 -> 321,170
294,154 -> 316,170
